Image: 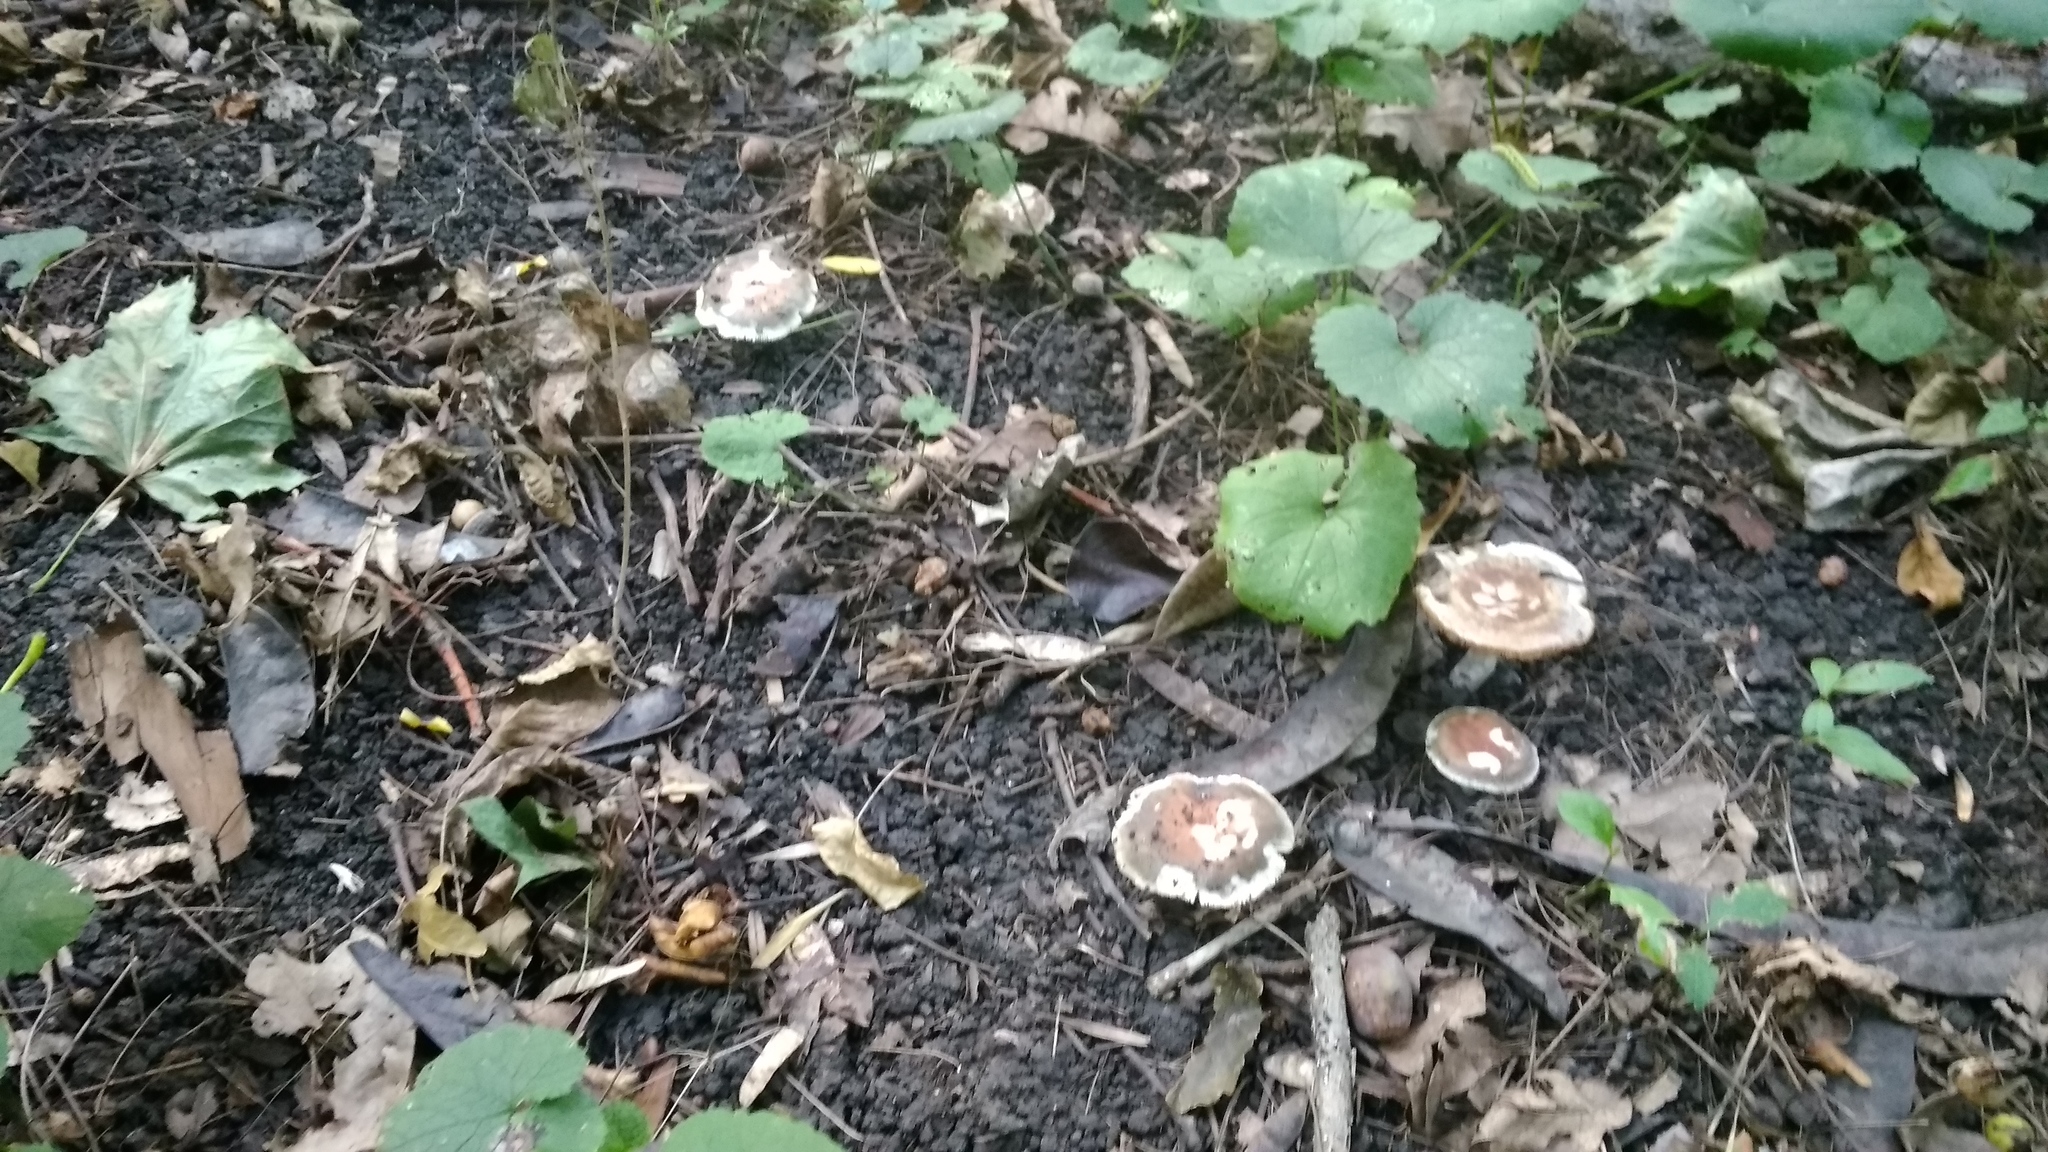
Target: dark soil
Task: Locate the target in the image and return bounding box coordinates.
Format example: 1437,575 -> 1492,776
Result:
2,2 -> 2044,1151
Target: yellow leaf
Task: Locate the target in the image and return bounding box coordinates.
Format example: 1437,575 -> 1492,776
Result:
398,708 -> 453,737
0,438 -> 40,487
821,255 -> 882,276
1897,514 -> 1964,611
1985,1114 -> 2032,1152
812,816 -> 925,910
403,862 -> 488,961
754,890 -> 847,969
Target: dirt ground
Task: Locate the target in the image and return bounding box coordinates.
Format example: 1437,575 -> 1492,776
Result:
2,1 -> 2045,1151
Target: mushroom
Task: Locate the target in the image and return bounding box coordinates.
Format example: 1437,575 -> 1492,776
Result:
1415,541 -> 1594,660
1111,772 -> 1295,908
1425,706 -> 1539,794
694,244 -> 819,342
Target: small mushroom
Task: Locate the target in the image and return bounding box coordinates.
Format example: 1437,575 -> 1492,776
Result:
1415,541 -> 1594,660
1425,706 -> 1539,794
694,244 -> 819,342
1111,772 -> 1294,909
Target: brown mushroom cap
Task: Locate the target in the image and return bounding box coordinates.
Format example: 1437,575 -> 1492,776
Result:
1425,706 -> 1539,794
1111,772 -> 1295,908
695,244 -> 819,342
1415,541 -> 1594,660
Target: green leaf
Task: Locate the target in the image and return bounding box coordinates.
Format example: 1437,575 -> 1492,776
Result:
1918,148 -> 2048,233
1935,453 -> 2006,502
1415,0 -> 1588,52
1834,659 -> 1933,696
14,278 -> 311,522
1123,235 -> 1316,334
1809,657 -> 1843,698
461,797 -> 593,893
1607,884 -> 1678,931
1274,0 -> 1382,59
0,226 -> 87,290
899,394 -> 958,437
1312,292 -> 1536,448
1977,399 -> 2029,438
0,691 -> 26,772
511,796 -> 578,848
1176,0 -> 1318,21
1674,942 -> 1719,1009
1325,47 -> 1436,105
1818,255 -> 1947,364
1719,327 -> 1776,361
847,28 -> 921,79
1577,167 -> 1795,328
1755,131 -> 1848,186
513,34 -> 577,127
0,855 -> 94,977
1555,789 -> 1618,854
895,90 -> 1027,145
382,1026 -> 606,1152
1707,881 -> 1790,930
1948,0 -> 2048,44
1214,443 -> 1422,639
1662,85 -> 1742,121
1801,698 -> 1836,738
1807,70 -> 1932,175
1111,0 -> 1153,25
597,1102 -> 653,1152
945,140 -> 1016,194
1671,0 -> 1923,72
1858,219 -> 1908,251
1067,24 -> 1169,85
1814,723 -> 1917,785
661,1108 -> 845,1152
1226,157 -> 1441,277
1457,149 -> 1605,211
699,409 -> 810,486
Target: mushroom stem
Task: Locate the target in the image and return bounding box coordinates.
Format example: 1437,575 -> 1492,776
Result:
1308,904 -> 1354,1152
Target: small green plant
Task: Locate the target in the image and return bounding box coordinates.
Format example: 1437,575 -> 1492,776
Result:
898,394 -> 958,437
1818,252 -> 1946,364
1754,69 -> 1930,187
632,0 -> 730,46
513,33 -> 578,127
1915,148 -> 2048,234
1555,788 -> 1618,858
461,797 -> 595,893
833,0 -> 1024,186
1,632 -> 48,774
0,854 -> 96,1067
379,1026 -> 844,1152
1608,880 -> 1789,1009
699,408 -> 810,486
1800,657 -> 1932,786
1065,24 -> 1168,88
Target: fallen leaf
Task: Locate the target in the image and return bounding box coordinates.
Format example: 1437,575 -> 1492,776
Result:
1152,549 -> 1240,641
511,445 -> 575,526
821,255 -> 881,276
1004,77 -> 1121,153
738,1026 -> 805,1107
177,220 -> 328,268
103,772 -> 181,831
812,817 -> 924,910
0,438 -> 40,487
348,939 -> 514,1051
1709,493 -> 1776,552
960,630 -> 1105,665
1750,937 -> 1900,1000
1130,656 -> 1268,741
519,635 -> 615,686
536,960 -> 648,1005
402,864 -> 489,962
753,594 -> 842,678
756,892 -> 849,970
246,943 -> 355,1037
1380,975 -> 1486,1078
1899,513 -> 1964,610
1807,1036 -> 1872,1087
1475,1070 -> 1632,1152
69,623 -> 250,872
64,843 -> 192,890
1360,73 -> 1487,171
221,605 -> 315,777
1047,783 -> 1125,865
1066,520 -> 1181,624
289,0 -> 360,58
1166,960 -> 1263,1112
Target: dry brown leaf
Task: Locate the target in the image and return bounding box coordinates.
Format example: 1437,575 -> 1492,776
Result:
738,1025 -> 805,1107
69,623 -> 250,873
511,444 -> 575,526
1805,1037 -> 1872,1087
1360,74 -> 1486,171
1004,77 -> 1121,153
64,843 -> 193,890
1381,975 -> 1486,1078
1750,938 -> 1901,1000
1474,1070 -> 1632,1152
812,816 -> 925,910
402,864 -> 489,962
1899,513 -> 1964,611
518,635 -> 615,685
103,772 -> 181,831
280,938 -> 415,1152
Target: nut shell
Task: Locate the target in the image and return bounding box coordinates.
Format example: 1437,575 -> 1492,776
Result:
1343,944 -> 1415,1041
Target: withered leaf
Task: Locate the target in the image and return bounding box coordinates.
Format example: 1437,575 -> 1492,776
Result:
1165,960 -> 1263,1113
1898,513 -> 1964,610
812,817 -> 924,910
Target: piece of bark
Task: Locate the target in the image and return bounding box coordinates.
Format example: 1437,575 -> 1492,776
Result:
1131,655 -> 1268,741
1307,905 -> 1353,1152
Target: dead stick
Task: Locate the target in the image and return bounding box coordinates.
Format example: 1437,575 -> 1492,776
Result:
702,489 -> 758,634
647,465 -> 699,608
1075,406 -> 1198,469
863,215 -> 911,328
1145,855 -> 1335,996
1124,317 -> 1152,452
1307,904 -> 1353,1152
400,599 -> 485,735
1119,1046 -> 1206,1151
963,305 -> 984,427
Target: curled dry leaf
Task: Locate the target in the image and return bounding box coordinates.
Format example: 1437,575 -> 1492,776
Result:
402,863 -> 488,963
103,772 -> 181,831
64,843 -> 193,890
1379,975 -> 1486,1078
739,1026 -> 805,1108
960,630 -> 1105,665
1474,1070 -> 1632,1152
1004,77 -> 1121,154
1898,513 -> 1964,610
1165,960 -> 1263,1113
812,816 -> 925,910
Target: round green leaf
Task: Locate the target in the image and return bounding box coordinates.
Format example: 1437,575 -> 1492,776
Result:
1417,0 -> 1588,52
1312,292 -> 1536,448
1805,71 -> 1931,175
1226,158 -> 1441,277
847,29 -> 921,79
1456,150 -> 1605,211
597,1101 -> 653,1152
381,1026 -> 605,1152
1933,453 -> 2003,503
662,1109 -> 846,1152
1066,24 -> 1169,86
1661,85 -> 1741,121
1707,882 -> 1790,930
1948,0 -> 2048,45
1122,235 -> 1315,334
699,409 -> 811,486
1858,219 -> 1908,250
1671,0 -> 1923,73
461,797 -> 593,893
1817,256 -> 1947,364
1809,657 -> 1843,697
1215,443 -> 1421,639
1674,942 -> 1719,1009
898,394 -> 958,437
0,855 -> 94,976
1555,789 -> 1618,854
1919,148 -> 2048,233
0,226 -> 88,290
1325,47 -> 1436,105
1577,167 -> 1775,319
1755,130 -> 1847,186
1801,699 -> 1836,738
1977,399 -> 2030,438
1607,884 -> 1678,932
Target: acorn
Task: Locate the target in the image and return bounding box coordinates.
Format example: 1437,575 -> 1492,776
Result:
1343,943 -> 1415,1041
737,135 -> 780,174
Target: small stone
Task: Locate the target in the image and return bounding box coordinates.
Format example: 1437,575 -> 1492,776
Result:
1891,859 -> 1925,883
867,393 -> 904,427
449,498 -> 486,531
1655,528 -> 1696,562
1071,269 -> 1104,297
1817,555 -> 1849,588
737,135 -> 779,173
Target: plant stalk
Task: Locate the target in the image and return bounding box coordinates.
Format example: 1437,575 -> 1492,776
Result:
2,632 -> 48,693
1432,211 -> 1511,291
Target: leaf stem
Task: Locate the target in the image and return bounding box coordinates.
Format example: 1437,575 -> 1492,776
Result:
1432,211 -> 1511,292
2,632 -> 47,693
29,481 -> 128,594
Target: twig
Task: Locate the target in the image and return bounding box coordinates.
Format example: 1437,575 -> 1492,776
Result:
1090,853 -> 1154,941
702,489 -> 759,633
398,598 -> 485,735
962,305 -> 984,428
99,582 -> 204,690
376,804 -> 417,900
1146,855 -> 1336,996
862,215 -> 911,328
148,883 -> 243,971
785,1073 -> 866,1144
1308,905 -> 1353,1152
1120,1046 -> 1206,1151
1124,318 -> 1152,453
647,466 -> 699,608
1076,406 -> 1200,469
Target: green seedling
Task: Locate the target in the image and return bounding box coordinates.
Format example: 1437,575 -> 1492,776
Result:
632,0 -> 730,46
832,0 -> 1023,167
1801,657 -> 1932,786
699,408 -> 810,486
1609,880 -> 1789,1010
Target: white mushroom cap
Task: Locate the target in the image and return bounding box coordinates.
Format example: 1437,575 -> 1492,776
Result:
694,244 -> 819,342
1425,706 -> 1539,794
1415,541 -> 1594,660
1111,772 -> 1295,908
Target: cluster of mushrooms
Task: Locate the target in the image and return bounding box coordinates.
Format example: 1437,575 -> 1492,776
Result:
1112,541 -> 1596,909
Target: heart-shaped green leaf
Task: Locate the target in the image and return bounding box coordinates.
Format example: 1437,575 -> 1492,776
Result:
1312,292 -> 1537,448
699,409 -> 810,486
0,855 -> 94,977
1818,255 -> 1948,364
1671,0 -> 1923,73
1226,157 -> 1440,277
1919,147 -> 2048,233
381,1026 -> 605,1152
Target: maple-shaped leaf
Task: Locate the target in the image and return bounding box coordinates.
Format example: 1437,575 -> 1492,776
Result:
14,279 -> 310,521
